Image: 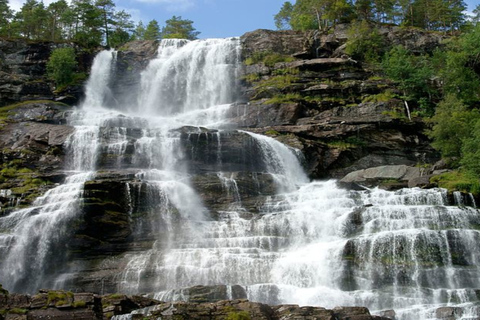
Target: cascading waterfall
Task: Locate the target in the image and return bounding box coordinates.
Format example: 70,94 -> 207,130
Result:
0,37 -> 479,320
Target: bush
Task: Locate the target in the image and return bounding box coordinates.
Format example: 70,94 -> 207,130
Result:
428,94 -> 479,159
47,47 -> 78,88
345,20 -> 385,62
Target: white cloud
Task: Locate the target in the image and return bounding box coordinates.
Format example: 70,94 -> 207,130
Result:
134,0 -> 195,11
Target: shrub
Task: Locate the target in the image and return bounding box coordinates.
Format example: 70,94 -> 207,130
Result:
47,47 -> 78,88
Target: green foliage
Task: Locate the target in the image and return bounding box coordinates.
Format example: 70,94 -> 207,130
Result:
436,25 -> 480,104
362,90 -> 397,103
144,19 -> 160,41
9,308 -> 28,315
345,20 -> 385,62
72,300 -> 87,308
253,74 -> 299,99
47,47 -> 77,87
428,94 -> 478,159
382,45 -> 436,113
47,291 -> 74,306
431,171 -> 480,194
274,0 -> 466,32
245,51 -> 295,67
265,93 -> 303,104
461,118 -> 480,176
242,73 -> 261,83
226,311 -> 251,320
161,15 -> 199,40
274,1 -> 294,30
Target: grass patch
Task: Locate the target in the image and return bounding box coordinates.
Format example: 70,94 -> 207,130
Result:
245,51 -> 295,67
264,93 -> 303,104
72,300 -> 87,308
265,130 -> 280,136
9,308 -> 28,315
430,170 -> 480,194
242,73 -> 261,83
326,140 -> 358,150
226,311 -> 251,320
362,90 -> 397,103
252,74 -> 300,99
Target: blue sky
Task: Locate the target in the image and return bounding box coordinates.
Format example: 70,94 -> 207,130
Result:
8,0 -> 479,38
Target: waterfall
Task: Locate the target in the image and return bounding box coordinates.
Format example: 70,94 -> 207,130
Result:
0,37 -> 479,320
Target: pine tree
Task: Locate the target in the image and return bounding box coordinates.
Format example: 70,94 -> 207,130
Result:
144,19 -> 160,40
161,16 -> 199,40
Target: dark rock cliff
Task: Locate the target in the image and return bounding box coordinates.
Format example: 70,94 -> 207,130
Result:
234,26 -> 441,183
0,39 -> 94,107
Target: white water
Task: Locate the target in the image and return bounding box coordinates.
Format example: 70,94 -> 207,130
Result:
0,38 -> 479,320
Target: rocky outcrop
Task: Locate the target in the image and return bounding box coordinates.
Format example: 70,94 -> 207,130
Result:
0,287 -> 393,320
237,27 -> 441,181
0,101 -> 74,215
0,39 -> 93,107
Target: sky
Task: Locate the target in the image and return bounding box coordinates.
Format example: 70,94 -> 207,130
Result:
7,0 -> 480,39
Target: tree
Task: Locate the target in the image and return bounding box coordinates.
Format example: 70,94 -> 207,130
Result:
0,0 -> 13,37
161,16 -> 199,40
109,9 -> 134,47
144,19 -> 160,40
95,0 -> 115,47
461,118 -> 480,175
15,0 -> 49,39
275,0 -> 354,31
428,94 -> 477,159
133,21 -> 146,40
345,20 -> 385,62
473,4 -> 480,24
47,0 -> 71,41
71,0 -> 103,47
47,47 -> 77,87
274,1 -> 294,30
382,45 -> 436,112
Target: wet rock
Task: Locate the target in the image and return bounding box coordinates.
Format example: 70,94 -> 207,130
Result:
340,165 -> 423,189
378,309 -> 396,319
274,304 -> 335,320
435,306 -> 463,319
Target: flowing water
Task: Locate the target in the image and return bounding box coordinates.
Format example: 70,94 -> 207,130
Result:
1,38 -> 479,320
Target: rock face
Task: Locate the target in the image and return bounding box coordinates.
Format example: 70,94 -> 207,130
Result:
0,39 -> 93,107
236,26 -> 441,180
0,287 -> 394,320
0,101 -> 74,215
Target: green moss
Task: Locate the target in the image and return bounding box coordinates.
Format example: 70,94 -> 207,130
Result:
265,130 -> 280,136
253,74 -> 300,99
326,141 -> 358,151
272,67 -> 299,76
430,170 -> 480,194
362,90 -> 397,103
264,93 -> 303,104
242,73 -> 261,83
226,311 -> 251,320
106,293 -> 123,299
9,308 -> 28,315
72,300 -> 87,308
47,290 -> 74,306
382,109 -> 408,120
245,51 -> 295,67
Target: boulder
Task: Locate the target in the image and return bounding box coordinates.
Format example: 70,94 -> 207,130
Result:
340,165 -> 423,188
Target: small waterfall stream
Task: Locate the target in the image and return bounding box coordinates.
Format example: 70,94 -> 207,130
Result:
0,38 -> 479,320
